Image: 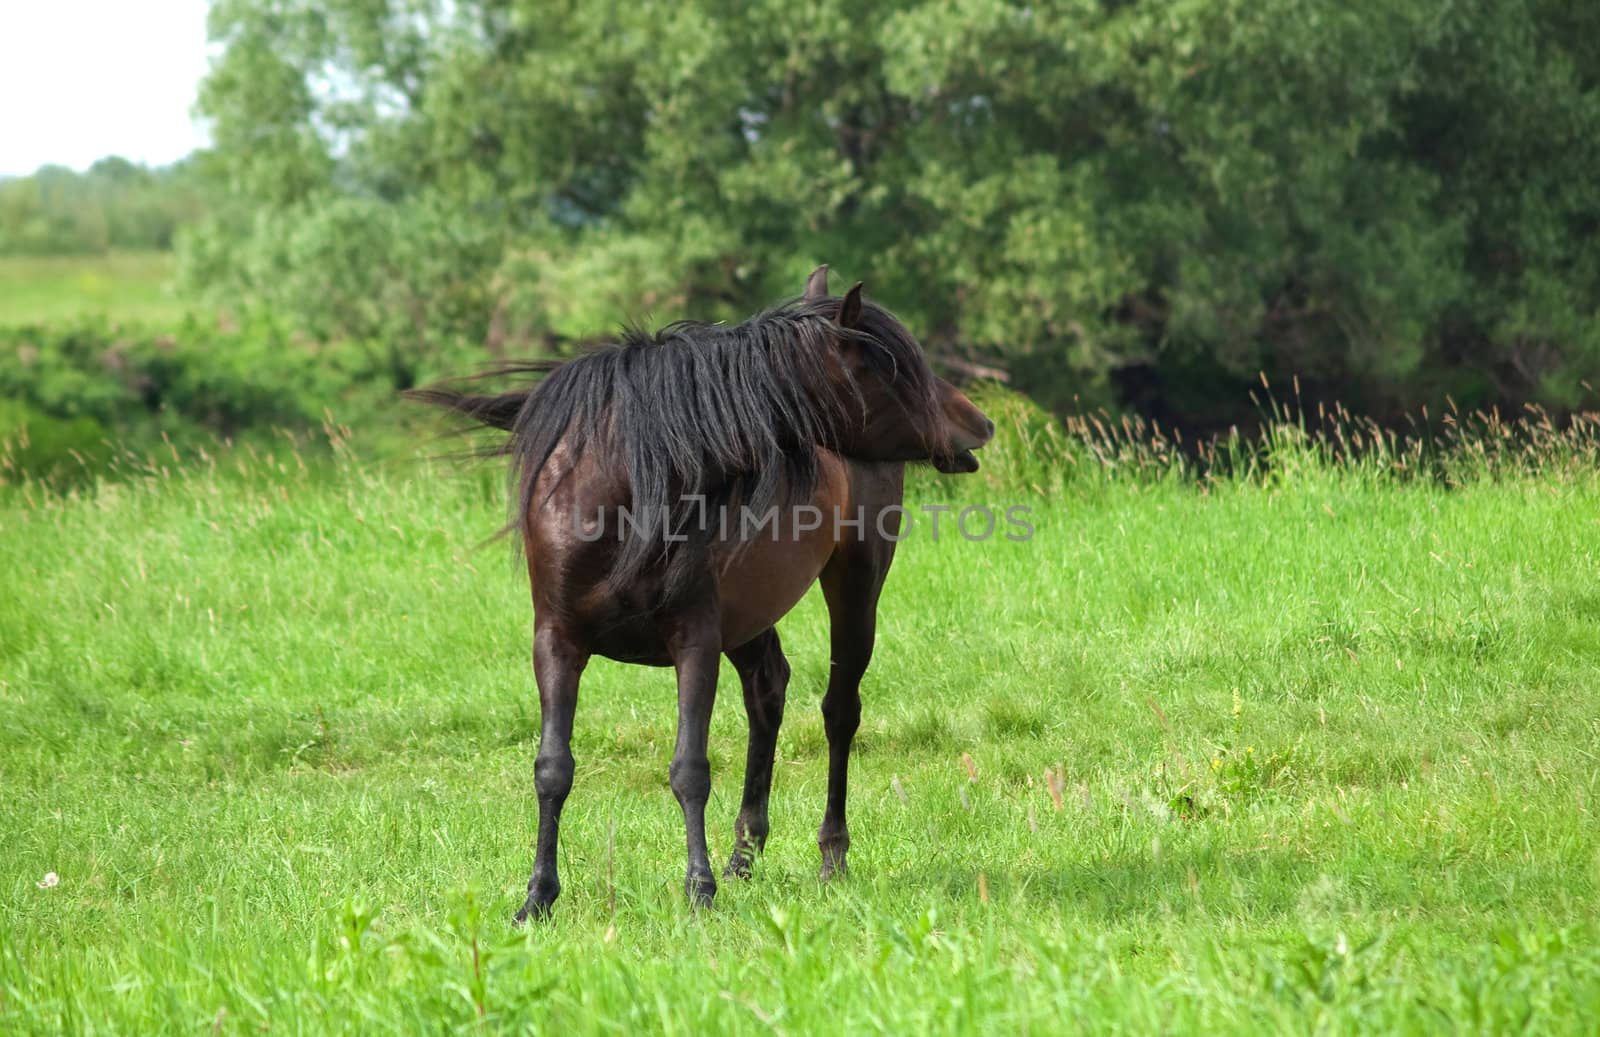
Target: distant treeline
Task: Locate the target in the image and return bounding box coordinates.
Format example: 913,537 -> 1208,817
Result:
0,157 -> 210,256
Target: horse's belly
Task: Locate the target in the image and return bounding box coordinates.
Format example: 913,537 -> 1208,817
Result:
715,453 -> 847,648
583,530 -> 834,664
716,531 -> 833,649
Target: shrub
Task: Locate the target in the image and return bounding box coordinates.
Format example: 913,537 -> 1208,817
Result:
0,318 -> 408,481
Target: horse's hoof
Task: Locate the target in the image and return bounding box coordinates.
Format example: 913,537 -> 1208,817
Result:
724,850 -> 755,880
819,850 -> 848,882
514,898 -> 556,926
685,873 -> 718,908
515,878 -> 560,925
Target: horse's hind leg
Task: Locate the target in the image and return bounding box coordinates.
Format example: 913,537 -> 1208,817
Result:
661,609 -> 723,907
515,622 -> 587,924
724,628 -> 790,879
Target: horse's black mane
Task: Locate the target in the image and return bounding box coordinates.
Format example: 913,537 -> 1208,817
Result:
409,295 -> 941,599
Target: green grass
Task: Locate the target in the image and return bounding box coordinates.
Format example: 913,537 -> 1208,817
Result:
2,431 -> 1599,1033
0,252 -> 187,326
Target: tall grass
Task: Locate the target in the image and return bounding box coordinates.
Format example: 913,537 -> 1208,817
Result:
2,403 -> 1599,1033
954,378 -> 1600,498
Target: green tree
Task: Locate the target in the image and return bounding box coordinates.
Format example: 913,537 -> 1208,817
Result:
185,0 -> 1600,419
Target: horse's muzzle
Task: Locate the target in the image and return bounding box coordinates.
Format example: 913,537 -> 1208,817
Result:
933,448 -> 981,474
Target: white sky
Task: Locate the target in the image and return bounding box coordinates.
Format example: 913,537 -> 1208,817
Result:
0,0 -> 213,175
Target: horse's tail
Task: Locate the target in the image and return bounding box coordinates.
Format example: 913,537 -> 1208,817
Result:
401,361 -> 564,437
402,386 -> 528,432
404,361 -> 579,550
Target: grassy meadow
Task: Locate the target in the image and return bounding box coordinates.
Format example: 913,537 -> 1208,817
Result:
2,409 -> 1599,1033
0,252 -> 185,326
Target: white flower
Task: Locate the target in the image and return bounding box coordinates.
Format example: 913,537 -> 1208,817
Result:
37,872 -> 59,889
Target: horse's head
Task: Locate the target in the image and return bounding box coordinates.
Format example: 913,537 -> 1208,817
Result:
802,265 -> 994,473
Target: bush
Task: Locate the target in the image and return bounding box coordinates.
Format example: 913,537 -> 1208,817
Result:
0,318 -> 411,481
0,399 -> 112,482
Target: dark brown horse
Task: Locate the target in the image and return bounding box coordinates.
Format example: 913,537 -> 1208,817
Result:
411,267 -> 993,920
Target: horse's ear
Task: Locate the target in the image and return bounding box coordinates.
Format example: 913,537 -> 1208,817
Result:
838,281 -> 864,329
804,264 -> 830,300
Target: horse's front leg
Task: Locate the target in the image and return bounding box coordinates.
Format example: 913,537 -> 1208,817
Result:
724,628 -> 790,879
816,544 -> 892,881
661,606 -> 723,907
815,460 -> 902,881
516,620 -> 588,924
